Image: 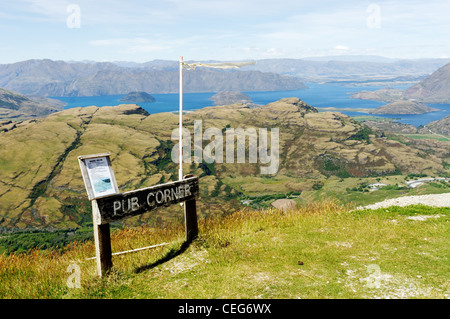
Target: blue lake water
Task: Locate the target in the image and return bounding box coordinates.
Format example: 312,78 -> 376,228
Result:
53,83 -> 450,127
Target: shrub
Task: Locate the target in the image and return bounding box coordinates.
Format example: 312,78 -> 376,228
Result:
348,126 -> 372,144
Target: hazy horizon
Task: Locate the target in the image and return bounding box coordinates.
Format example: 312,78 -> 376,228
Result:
3,54 -> 450,66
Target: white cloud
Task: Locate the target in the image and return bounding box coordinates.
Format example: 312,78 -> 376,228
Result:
334,45 -> 350,51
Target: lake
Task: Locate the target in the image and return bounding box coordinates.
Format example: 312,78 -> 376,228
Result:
54,83 -> 450,127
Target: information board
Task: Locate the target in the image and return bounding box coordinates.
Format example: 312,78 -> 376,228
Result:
78,153 -> 119,200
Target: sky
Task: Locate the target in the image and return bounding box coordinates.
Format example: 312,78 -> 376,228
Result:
1,0 -> 449,63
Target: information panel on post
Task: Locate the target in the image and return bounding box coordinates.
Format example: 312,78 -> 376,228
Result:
78,153 -> 120,200
78,153 -> 200,276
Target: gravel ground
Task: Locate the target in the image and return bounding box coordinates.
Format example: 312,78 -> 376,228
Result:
357,193 -> 450,210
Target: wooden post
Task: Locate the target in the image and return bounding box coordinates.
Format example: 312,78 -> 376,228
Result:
184,198 -> 198,242
183,174 -> 198,242
92,200 -> 112,277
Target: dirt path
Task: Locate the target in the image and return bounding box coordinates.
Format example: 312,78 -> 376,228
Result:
357,193 -> 450,210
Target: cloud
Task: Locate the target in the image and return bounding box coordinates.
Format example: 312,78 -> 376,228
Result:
3,0 -> 450,62
334,45 -> 350,51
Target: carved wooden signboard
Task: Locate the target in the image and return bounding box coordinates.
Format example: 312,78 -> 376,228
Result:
95,176 -> 199,224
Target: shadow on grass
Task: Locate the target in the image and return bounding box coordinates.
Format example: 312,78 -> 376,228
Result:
134,240 -> 192,274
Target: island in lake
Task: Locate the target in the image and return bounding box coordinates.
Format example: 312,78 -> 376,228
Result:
209,91 -> 253,106
120,91 -> 156,103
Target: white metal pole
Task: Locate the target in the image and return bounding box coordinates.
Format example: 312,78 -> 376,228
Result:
179,56 -> 183,181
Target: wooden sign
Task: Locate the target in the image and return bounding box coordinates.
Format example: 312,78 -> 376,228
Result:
79,153 -> 199,277
95,176 -> 199,224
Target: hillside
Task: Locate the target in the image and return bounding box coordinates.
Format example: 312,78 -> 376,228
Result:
0,87 -> 64,120
423,115 -> 450,136
350,88 -> 404,103
404,63 -> 450,102
0,99 -> 448,229
368,101 -> 439,115
0,59 -> 306,97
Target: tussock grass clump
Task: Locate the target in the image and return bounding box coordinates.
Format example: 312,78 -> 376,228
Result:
200,201 -> 346,247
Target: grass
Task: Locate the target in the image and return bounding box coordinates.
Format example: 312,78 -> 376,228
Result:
400,134 -> 450,142
351,116 -> 397,123
1,201 -> 449,299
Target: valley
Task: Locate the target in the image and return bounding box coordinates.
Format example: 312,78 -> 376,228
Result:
0,100 -> 448,236
0,57 -> 449,254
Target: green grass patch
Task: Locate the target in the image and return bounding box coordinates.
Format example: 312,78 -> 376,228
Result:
351,116 -> 396,123
401,134 -> 450,142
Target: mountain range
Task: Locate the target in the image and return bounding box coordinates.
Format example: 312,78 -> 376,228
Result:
243,58 -> 450,82
0,59 -> 306,97
112,56 -> 450,81
2,57 -> 450,98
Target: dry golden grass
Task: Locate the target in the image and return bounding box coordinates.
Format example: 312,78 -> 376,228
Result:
1,201 -> 449,299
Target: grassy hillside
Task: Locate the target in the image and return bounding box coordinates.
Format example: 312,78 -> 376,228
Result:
1,201 -> 448,299
0,100 -> 449,230
0,87 -> 64,120
368,101 -> 439,115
